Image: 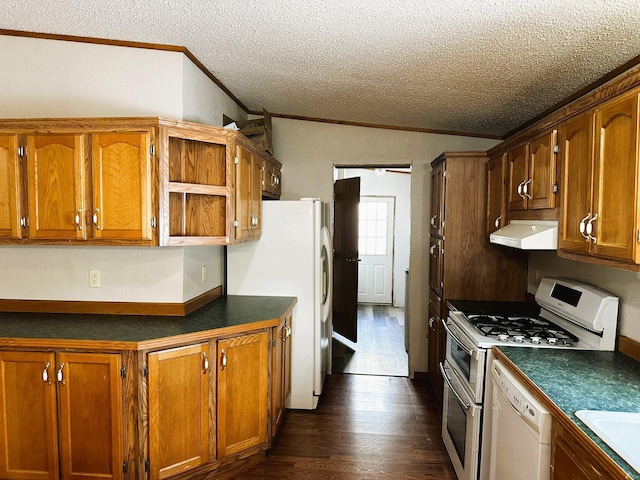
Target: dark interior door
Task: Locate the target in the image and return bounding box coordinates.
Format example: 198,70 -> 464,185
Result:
332,177 -> 360,343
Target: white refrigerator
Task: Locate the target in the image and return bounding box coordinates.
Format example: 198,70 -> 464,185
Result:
226,199 -> 332,409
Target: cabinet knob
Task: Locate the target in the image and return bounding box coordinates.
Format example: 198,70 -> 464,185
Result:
220,350 -> 227,370
42,362 -> 51,385
56,363 -> 65,385
75,209 -> 82,231
523,179 -> 532,199
579,213 -> 591,240
202,352 -> 209,373
93,208 -> 101,230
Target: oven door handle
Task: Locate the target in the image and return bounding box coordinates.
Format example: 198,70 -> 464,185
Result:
441,318 -> 475,357
439,362 -> 471,411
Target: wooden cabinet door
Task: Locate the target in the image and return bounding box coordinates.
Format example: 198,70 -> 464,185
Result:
0,351 -> 58,480
26,134 -> 85,240
528,130 -> 557,210
92,132 -> 153,242
262,158 -> 282,198
234,145 -> 252,241
507,144 -> 528,211
428,237 -> 444,298
250,153 -> 262,237
271,314 -> 292,438
57,352 -> 123,480
427,304 -> 442,406
217,331 -> 268,458
430,161 -> 445,237
558,111 -> 594,254
486,153 -> 506,235
591,92 -> 640,261
148,343 -> 210,480
0,135 -> 23,239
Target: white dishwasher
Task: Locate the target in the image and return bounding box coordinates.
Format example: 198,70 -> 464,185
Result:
489,359 -> 552,480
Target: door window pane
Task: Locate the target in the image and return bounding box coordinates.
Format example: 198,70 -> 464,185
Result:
358,200 -> 388,255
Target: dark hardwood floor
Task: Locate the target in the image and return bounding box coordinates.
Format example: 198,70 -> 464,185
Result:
231,374 -> 456,479
332,304 -> 408,376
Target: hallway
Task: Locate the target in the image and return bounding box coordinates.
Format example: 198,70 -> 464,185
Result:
332,304 -> 408,376
231,373 -> 456,479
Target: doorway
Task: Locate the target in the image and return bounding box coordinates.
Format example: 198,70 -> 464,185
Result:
332,166 -> 411,377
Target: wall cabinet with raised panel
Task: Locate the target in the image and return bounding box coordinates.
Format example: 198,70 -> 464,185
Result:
558,91 -> 640,267
506,129 -> 558,215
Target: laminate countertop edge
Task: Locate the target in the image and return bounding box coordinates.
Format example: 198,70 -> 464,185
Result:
0,295 -> 297,352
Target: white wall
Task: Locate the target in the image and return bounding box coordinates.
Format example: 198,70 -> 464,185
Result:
0,34 -> 239,303
529,252 -> 640,343
337,168 -> 411,308
272,117 -> 500,375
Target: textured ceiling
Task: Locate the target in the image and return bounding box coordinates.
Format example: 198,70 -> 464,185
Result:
2,0 -> 640,137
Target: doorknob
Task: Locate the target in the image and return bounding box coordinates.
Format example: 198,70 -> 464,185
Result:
346,257 -> 360,263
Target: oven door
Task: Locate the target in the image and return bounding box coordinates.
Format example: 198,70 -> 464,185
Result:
442,316 -> 486,404
440,361 -> 482,480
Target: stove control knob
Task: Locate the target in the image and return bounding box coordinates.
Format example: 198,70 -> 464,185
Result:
514,335 -> 525,343
498,334 -> 509,342
562,339 -> 573,347
531,336 -> 541,345
547,338 -> 558,345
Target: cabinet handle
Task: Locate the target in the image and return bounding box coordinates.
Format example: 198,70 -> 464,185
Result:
587,213 -> 598,244
429,316 -> 435,328
429,244 -> 438,256
523,179 -> 532,199
93,208 -> 100,230
56,363 -> 65,385
75,209 -> 82,230
202,352 -> 209,373
271,173 -> 280,188
494,214 -> 502,228
430,215 -> 438,227
20,217 -> 27,228
42,362 -> 51,385
284,324 -> 292,340
220,350 -> 227,370
516,180 -> 526,198
579,213 -> 591,240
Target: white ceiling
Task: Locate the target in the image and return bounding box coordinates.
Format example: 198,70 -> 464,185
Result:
2,0 -> 640,137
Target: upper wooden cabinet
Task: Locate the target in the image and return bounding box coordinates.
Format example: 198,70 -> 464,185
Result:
558,91 -> 640,264
0,134 -> 22,240
486,153 -> 506,236
0,117 -> 278,246
506,130 -> 558,213
430,161 -> 445,237
262,155 -> 282,199
234,142 -> 262,243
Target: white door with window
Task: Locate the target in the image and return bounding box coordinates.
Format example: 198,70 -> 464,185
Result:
357,196 -> 395,304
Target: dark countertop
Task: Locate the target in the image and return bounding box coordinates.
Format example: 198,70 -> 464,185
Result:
497,346 -> 640,479
0,295 -> 297,350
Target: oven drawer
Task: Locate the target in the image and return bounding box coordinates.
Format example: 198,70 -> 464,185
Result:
441,361 -> 482,480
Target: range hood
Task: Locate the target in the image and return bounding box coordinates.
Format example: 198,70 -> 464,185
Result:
490,220 -> 558,250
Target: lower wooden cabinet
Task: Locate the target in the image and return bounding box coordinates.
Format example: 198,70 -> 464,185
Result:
147,343 -> 211,480
551,420 -> 627,480
217,331 -> 269,457
271,312 -> 292,437
0,350 -> 124,480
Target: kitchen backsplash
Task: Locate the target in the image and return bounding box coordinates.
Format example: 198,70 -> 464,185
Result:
528,251 -> 640,343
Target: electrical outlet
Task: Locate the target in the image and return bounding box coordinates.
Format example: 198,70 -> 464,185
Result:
201,265 -> 207,283
89,269 -> 100,288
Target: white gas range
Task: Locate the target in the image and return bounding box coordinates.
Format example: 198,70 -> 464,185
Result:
440,277 -> 619,480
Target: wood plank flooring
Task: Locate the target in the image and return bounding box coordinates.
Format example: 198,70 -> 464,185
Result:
230,374 -> 456,479
332,304 -> 408,376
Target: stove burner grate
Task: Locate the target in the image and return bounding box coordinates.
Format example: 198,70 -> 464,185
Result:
465,313 -> 579,344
